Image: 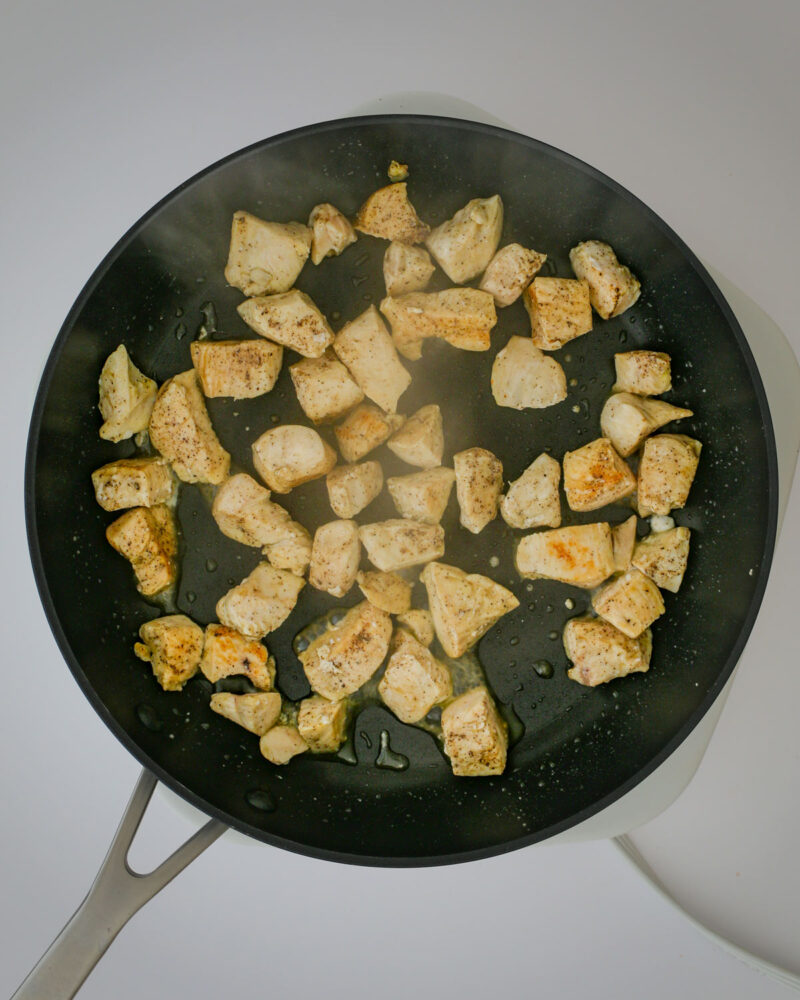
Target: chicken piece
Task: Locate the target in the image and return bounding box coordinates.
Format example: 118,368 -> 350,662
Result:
479,243 -> 547,307
379,633 -> 452,723
592,568 -> 665,638
308,202 -> 357,265
387,467 -> 455,524
631,526 -> 691,593
263,520 -> 312,576
148,370 -> 230,485
334,404 -> 404,463
134,614 -> 204,691
106,506 -> 177,596
354,182 -> 429,243
326,461 -> 383,519
563,438 -> 637,512
395,608 -> 434,647
359,519 -> 444,572
290,352 -> 364,424
387,160 -> 408,182
420,561 -> 519,658
356,570 -> 412,614
441,687 -> 507,777
190,339 -> 282,399
297,696 -> 349,753
523,277 -> 593,351
210,692 -> 282,736
383,242 -> 435,296
600,393 -> 693,457
309,520 -> 360,598
98,345 -> 157,442
200,624 -> 276,690
259,726 -> 308,765
92,457 -> 174,511
212,474 -> 288,547
637,434 -> 702,516
569,240 -> 641,320
425,195 -> 503,284
216,563 -> 305,639
300,601 -> 392,700
491,336 -> 567,410
515,523 -> 615,588
333,306 -> 411,413
237,289 -> 334,358
386,404 -> 443,469
614,351 -> 672,396
611,515 -> 638,572
252,425 -> 337,493
564,617 -> 652,687
380,288 -> 497,360
500,454 -> 561,530
454,447 -> 503,534
224,210 -> 311,296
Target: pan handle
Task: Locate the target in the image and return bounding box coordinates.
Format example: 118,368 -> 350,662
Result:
11,768 -> 226,1000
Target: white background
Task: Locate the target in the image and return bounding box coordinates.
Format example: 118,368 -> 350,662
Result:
2,1 -> 799,998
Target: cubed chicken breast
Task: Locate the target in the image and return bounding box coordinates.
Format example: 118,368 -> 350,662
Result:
334,404 -> 404,463
356,570 -> 412,614
210,692 -> 282,736
523,277 -> 593,351
383,242 -> 435,296
592,567 -> 665,638
454,447 -> 503,534
380,288 -> 497,360
491,336 -> 567,410
134,614 -> 204,691
441,687 -> 507,777
309,520 -> 361,598
237,289 -> 334,358
106,505 -> 177,596
308,202 -> 357,264
637,434 -> 702,516
614,351 -> 672,396
563,438 -> 637,512
395,608 -> 435,647
148,370 -> 231,485
252,425 -> 337,493
216,563 -> 305,638
515,523 -> 615,588
631,526 -> 691,592
611,515 -> 638,572
359,519 -> 445,572
98,345 -> 158,443
420,561 -> 519,658
600,393 -> 693,457
326,461 -> 383,518
263,520 -> 312,576
379,633 -> 452,723
259,725 -> 308,765
386,404 -> 444,469
300,601 -> 392,700
224,211 -> 311,296
212,473 -> 289,547
290,352 -> 364,424
569,240 -> 641,319
200,624 -> 276,690
479,243 -> 547,307
92,456 -> 174,511
190,339 -> 282,399
564,617 -> 652,686
297,696 -> 349,753
387,161 -> 409,182
425,195 -> 503,284
333,306 -> 411,413
500,454 -> 561,530
354,182 -> 429,243
387,467 -> 455,524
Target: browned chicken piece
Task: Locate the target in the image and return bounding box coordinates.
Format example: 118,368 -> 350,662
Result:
224,211 -> 311,296
148,370 -> 230,484
259,726 -> 308,764
356,570 -> 413,614
212,474 -> 289,547
383,242 -> 435,296
106,505 -> 177,596
98,345 -> 158,443
637,434 -> 702,516
334,404 -> 404,463
614,350 -> 672,396
386,404 -> 444,468
395,608 -> 435,647
190,339 -> 282,399
252,425 -> 337,493
569,241 -> 641,319
600,393 -> 693,457
297,696 -> 349,753
454,447 -> 503,534
354,182 -> 429,244
611,515 -> 638,572
426,196 -> 503,284
290,352 -> 364,424
380,288 -> 497,360
326,461 -> 384,519
216,563 -> 305,639
564,618 -> 652,687
308,203 -> 357,264
379,631 -> 452,723
237,289 -> 334,358
210,692 -> 282,736
91,457 -> 174,511
631,526 -> 691,592
479,243 -> 547,307
263,520 -> 312,576
515,523 -> 615,588
387,161 -> 408,182
523,277 -> 593,351
500,454 -> 561,530
200,624 -> 276,690
333,306 -> 411,413
491,336 -> 567,410
309,520 -> 361,598
134,615 -> 204,691
592,568 -> 665,638
359,519 -> 445,572
563,438 -> 637,512
441,687 -> 508,777
387,467 -> 455,524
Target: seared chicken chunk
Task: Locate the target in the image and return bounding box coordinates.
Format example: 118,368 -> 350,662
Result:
354,182 -> 429,244
387,160 -> 408,182
326,461 -> 383,518
356,570 -> 412,614
309,520 -> 360,598
297,696 -> 349,753
395,608 -> 435,647
387,467 -> 455,524
592,568 -> 665,638
224,210 -> 311,296
479,243 -> 547,307
564,617 -> 652,686
300,601 -> 392,701
263,520 -> 312,576
637,434 -> 702,516
491,336 -> 567,410
308,202 -> 357,264
632,526 -> 691,592
334,404 -> 404,463
380,288 -> 497,360
515,523 -> 615,588
383,242 -> 435,296
92,456 -> 174,511
563,438 -> 636,512
614,350 -> 672,396
149,370 -> 230,484
569,240 -> 641,319
359,519 -> 444,572
523,277 -> 593,351
210,692 -> 282,736
98,345 -> 157,442
134,614 -> 203,691
190,339 -> 282,399
454,447 -> 503,534
259,725 -> 308,765
212,474 -> 289,547
290,352 -> 364,424
425,195 -> 503,284
379,632 -> 452,723
106,505 -> 177,596
237,290 -> 334,358
600,393 -> 693,457
500,454 -> 561,530
333,306 -> 411,413
200,623 -> 275,690
386,404 -> 444,469
611,515 -> 638,572
420,561 -> 519,658
441,687 -> 507,777
252,425 -> 337,493
216,563 -> 305,638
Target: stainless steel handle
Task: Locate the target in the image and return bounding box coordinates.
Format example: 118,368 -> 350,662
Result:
11,769 -> 226,1000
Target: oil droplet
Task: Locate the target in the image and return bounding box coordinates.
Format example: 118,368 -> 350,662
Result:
569,377 -> 578,387
205,559 -> 218,572
351,274 -> 368,288
270,414 -> 280,423
525,583 -> 534,592
331,310 -> 341,321
354,252 -> 370,267
571,404 -> 580,414
564,598 -> 574,610
336,741 -> 358,765
227,577 -> 236,587
509,636 -> 520,646
136,704 -> 163,731
376,731 -> 409,771
528,602 -> 536,611
534,660 -> 554,678
175,307 -> 184,317
174,322 -> 187,340
564,354 -> 572,363
619,331 -> 628,343
548,630 -> 559,641
360,731 -> 373,749
245,789 -> 276,812
186,591 -> 197,603
293,635 -> 309,654
489,555 -> 500,568
545,604 -> 553,614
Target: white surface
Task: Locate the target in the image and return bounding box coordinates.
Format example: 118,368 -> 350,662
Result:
2,3 -> 799,999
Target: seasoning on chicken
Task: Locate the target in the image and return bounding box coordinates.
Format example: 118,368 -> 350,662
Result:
479,243 -> 547,307
224,210 -> 311,296
515,523 -> 615,588
379,632 -> 452,724
387,467 -> 455,524
491,336 -> 567,410
614,351 -> 672,396
523,277 -> 593,351
334,404 -> 404,463
454,447 -> 503,534
148,370 -> 231,484
333,306 -> 411,413
592,567 -> 665,638
309,520 -> 360,598
637,434 -> 702,516
326,461 -> 383,519
354,182 -> 429,244
216,563 -> 305,639
386,404 -> 444,469
259,726 -> 308,765
359,519 -> 445,572
564,617 -> 652,687
611,515 -> 638,572
383,242 -> 435,296
98,345 -> 158,443
631,526 -> 691,592
356,570 -> 412,614
380,288 -> 497,360
134,614 -> 204,691
395,608 -> 435,647
212,473 -> 288,547
290,352 -> 364,424
106,505 -> 177,596
600,393 -> 693,457
500,454 -> 561,530
92,456 -> 174,511
199,624 -> 276,690
563,438 -> 636,512
263,520 -> 312,577
252,424 -> 337,493
237,289 -> 334,358
297,696 -> 349,753
425,195 -> 503,284
308,203 -> 357,265
569,240 -> 641,320
210,692 -> 282,736
190,339 -> 282,399
441,687 -> 507,777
